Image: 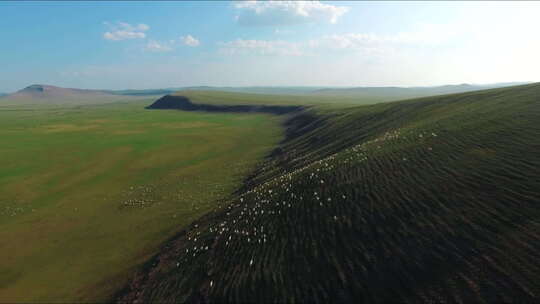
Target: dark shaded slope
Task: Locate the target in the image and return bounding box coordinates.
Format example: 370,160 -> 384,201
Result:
147,95 -> 304,115
118,83 -> 540,303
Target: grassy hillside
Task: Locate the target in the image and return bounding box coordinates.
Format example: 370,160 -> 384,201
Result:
170,83 -> 529,109
0,99 -> 283,302
171,90 -> 391,107
119,83 -> 540,303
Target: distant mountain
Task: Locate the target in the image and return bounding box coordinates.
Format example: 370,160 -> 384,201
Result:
7,84 -> 111,99
123,83 -> 530,99
109,86 -> 328,97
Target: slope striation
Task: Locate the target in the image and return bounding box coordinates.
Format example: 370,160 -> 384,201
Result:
118,83 -> 540,303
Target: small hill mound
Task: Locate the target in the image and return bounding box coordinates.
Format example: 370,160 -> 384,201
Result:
119,83 -> 540,303
1,84 -> 143,105
4,84 -> 115,101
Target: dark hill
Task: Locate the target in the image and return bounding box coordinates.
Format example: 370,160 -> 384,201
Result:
118,83 -> 540,303
147,94 -> 304,115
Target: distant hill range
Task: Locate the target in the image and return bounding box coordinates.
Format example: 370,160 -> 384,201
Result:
105,86 -> 329,96
310,82 -> 531,98
110,82 -> 530,98
108,88 -> 180,96
177,86 -> 329,95
2,82 -> 531,102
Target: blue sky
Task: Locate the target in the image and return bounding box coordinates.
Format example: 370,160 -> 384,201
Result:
1,1 -> 539,92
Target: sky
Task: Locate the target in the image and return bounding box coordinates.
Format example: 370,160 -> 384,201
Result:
1,1 -> 539,92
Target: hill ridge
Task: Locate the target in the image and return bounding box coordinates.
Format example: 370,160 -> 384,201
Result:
118,82 -> 540,303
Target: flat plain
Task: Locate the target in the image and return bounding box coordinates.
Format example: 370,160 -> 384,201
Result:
0,98 -> 283,302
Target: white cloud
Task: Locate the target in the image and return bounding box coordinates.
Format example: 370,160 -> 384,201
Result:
103,21 -> 149,41
145,40 -> 173,52
180,35 -> 200,47
219,39 -> 303,56
233,0 -> 349,26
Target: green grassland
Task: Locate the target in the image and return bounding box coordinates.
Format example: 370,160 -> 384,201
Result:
120,83 -> 540,303
2,83 -> 539,303
0,98 -> 283,302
